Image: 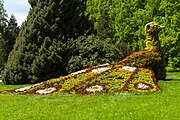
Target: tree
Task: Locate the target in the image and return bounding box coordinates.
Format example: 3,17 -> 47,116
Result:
0,0 -> 7,33
158,0 -> 180,71
86,0 -> 180,70
0,0 -> 7,69
2,14 -> 20,62
86,0 -> 149,50
2,0 -> 93,84
96,10 -> 114,41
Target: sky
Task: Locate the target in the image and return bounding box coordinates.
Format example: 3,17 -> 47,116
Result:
4,0 -> 31,26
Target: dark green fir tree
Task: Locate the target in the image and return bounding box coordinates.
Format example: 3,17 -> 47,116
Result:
0,0 -> 7,69
2,14 -> 20,62
0,0 -> 7,34
2,0 -> 93,84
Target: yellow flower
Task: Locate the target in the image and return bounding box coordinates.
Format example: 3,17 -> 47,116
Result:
105,85 -> 110,89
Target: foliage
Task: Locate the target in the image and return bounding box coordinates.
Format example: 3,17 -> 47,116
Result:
96,10 -> 114,42
2,0 -> 93,84
0,38 -> 4,70
0,0 -> 7,69
86,0 -> 149,50
1,14 -> 20,62
0,0 -> 7,32
66,34 -> 121,74
166,56 -> 180,72
159,1 -> 180,71
0,3 -> 19,70
116,50 -> 166,80
86,0 -> 180,69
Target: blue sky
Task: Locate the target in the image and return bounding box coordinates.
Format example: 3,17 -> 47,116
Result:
4,0 -> 30,26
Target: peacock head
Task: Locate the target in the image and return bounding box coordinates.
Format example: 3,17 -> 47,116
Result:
145,22 -> 165,35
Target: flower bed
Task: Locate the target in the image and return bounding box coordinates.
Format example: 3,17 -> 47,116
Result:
115,50 -> 166,80
1,63 -> 160,95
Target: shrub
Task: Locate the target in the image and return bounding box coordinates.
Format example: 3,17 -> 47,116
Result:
65,34 -> 121,74
166,56 -> 180,72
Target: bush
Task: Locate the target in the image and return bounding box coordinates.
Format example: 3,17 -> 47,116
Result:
166,56 -> 180,72
66,34 -> 121,73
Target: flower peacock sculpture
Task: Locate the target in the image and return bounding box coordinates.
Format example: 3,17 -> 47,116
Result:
117,22 -> 167,80
145,22 -> 165,52
0,22 -> 166,95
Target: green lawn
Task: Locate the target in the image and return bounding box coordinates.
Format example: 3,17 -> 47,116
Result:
0,72 -> 180,120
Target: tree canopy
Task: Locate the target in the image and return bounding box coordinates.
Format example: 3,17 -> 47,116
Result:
86,0 -> 180,70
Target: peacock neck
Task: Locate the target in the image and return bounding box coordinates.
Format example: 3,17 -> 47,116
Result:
145,32 -> 161,52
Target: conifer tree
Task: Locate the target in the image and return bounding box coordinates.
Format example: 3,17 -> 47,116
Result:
2,14 -> 20,62
0,0 -> 7,69
0,0 -> 7,33
2,0 -> 92,84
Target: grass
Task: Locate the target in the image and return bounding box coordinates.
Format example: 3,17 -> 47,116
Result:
0,84 -> 29,91
0,72 -> 180,120
166,71 -> 180,80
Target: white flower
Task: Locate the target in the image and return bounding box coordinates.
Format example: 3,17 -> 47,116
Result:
71,69 -> 87,75
122,66 -> 137,72
31,82 -> 43,87
99,63 -> 110,67
92,67 -> 111,73
0,80 -> 2,83
36,87 -> 56,94
15,82 -> 44,92
94,63 -> 110,67
137,83 -> 150,90
86,85 -> 103,93
15,86 -> 32,92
